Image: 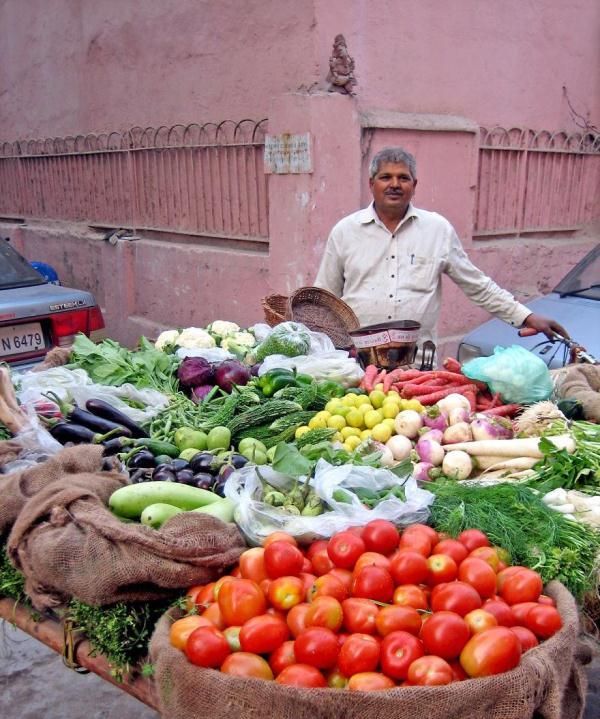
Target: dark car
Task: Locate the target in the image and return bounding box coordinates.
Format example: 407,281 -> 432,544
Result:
457,244 -> 599,368
0,240 -> 105,368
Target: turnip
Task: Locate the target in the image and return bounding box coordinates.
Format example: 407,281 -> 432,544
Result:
442,450 -> 473,480
412,462 -> 434,482
385,434 -> 413,461
448,407 -> 471,426
418,427 -> 444,443
442,422 -> 473,445
421,406 -> 448,432
437,393 -> 471,415
415,436 -> 445,466
372,441 -> 396,467
394,410 -> 423,439
470,414 -> 514,441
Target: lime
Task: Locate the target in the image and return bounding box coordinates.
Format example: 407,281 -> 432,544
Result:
341,426 -> 361,439
345,408 -> 364,429
364,409 -> 384,429
368,390 -> 386,409
343,436 -> 362,452
295,425 -> 311,440
174,427 -> 208,452
238,437 -> 267,454
354,394 -> 372,407
308,415 -> 328,430
382,418 -> 396,430
382,403 -> 400,419
360,429 -> 372,441
266,446 -> 277,463
207,426 -> 232,451
325,399 -> 343,414
179,447 -> 201,461
371,422 -> 392,443
327,415 -> 347,430
342,394 -> 358,407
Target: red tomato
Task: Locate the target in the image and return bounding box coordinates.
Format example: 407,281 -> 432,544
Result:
305,595 -> 343,632
287,602 -> 311,638
398,529 -> 432,558
218,578 -> 267,626
308,574 -> 348,602
403,523 -> 439,546
326,668 -> 349,689
458,557 -> 498,599
239,547 -> 269,584
269,640 -> 297,675
231,566 -> 241,578
338,633 -> 380,677
376,605 -> 422,637
221,652 -> 274,680
524,604 -> 562,639
223,625 -> 242,652
469,546 -> 501,572
496,565 -> 528,592
239,613 -> 289,654
420,611 -> 470,660
457,529 -> 490,553
361,519 -> 400,555
464,609 -> 498,634
275,664 -> 327,688
328,568 -> 354,592
185,626 -> 230,667
432,539 -> 468,565
311,548 -> 335,576
169,615 -> 212,650
328,531 -> 366,570
299,571 -> 317,595
201,602 -> 226,630
499,568 -> 543,605
407,655 -> 453,686
380,630 -> 425,680
426,553 -> 458,586
301,557 -> 313,574
341,597 -> 379,635
294,626 -> 340,669
264,541 -> 305,579
482,599 -> 516,627
346,525 -> 366,539
267,576 -> 305,611
449,660 -> 469,682
510,602 -> 540,625
213,575 -> 236,601
352,566 -> 395,603
185,583 -> 212,611
430,582 -> 482,616
348,672 -> 396,691
390,551 -> 429,585
393,584 -> 429,611
263,532 -> 298,548
306,539 -> 329,560
353,552 -> 392,575
538,594 -> 556,607
509,625 -> 539,653
459,626 -> 522,677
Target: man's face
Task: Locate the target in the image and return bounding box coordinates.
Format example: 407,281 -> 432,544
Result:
369,161 -> 417,218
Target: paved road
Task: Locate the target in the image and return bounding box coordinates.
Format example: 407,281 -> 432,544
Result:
1,621 -> 599,719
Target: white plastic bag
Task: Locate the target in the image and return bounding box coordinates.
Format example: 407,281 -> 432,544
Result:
257,351 -> 363,388
175,347 -> 235,363
224,460 -> 434,546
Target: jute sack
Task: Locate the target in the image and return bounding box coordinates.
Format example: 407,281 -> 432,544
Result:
0,443 -> 106,538
7,450 -> 246,611
149,581 -> 590,719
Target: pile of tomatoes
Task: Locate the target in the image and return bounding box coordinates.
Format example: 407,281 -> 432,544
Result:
171,521 -> 563,691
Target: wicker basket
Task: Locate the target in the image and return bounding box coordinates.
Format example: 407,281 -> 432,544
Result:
261,294 -> 291,327
289,286 -> 360,348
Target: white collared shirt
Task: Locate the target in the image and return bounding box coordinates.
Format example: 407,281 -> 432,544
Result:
314,203 -> 531,346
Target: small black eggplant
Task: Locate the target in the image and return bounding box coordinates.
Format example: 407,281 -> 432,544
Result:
127,450 -> 156,469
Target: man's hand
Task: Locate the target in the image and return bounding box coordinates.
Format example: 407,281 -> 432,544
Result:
521,313 -> 570,340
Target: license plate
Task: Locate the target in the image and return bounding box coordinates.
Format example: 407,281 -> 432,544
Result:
0,322 -> 45,357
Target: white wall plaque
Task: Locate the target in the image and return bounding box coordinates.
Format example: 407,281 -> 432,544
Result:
264,133 -> 312,174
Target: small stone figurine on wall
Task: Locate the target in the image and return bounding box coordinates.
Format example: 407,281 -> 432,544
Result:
327,34 -> 357,95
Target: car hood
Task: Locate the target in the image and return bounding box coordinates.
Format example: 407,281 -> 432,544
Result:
0,284 -> 96,322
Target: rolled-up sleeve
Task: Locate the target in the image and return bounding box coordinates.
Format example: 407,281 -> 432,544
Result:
444,230 -> 531,327
314,230 -> 345,297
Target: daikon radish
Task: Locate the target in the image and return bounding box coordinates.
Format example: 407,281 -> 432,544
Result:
443,434 -> 575,458
479,457 -> 538,473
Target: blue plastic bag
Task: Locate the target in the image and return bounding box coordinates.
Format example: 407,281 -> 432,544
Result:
462,345 -> 553,404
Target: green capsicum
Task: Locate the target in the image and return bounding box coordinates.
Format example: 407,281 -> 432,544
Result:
258,368 -> 299,397
317,380 -> 346,398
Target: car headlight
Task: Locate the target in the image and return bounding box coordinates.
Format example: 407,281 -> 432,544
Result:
457,342 -> 483,364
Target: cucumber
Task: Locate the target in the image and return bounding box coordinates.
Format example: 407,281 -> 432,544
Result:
133,438 -> 180,458
193,498 -> 235,523
140,503 -> 183,529
108,481 -> 220,518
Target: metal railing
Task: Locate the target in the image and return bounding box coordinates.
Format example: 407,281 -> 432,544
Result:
0,119 -> 269,241
474,127 -> 600,237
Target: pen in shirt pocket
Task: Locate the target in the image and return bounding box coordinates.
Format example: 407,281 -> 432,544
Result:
410,254 -> 415,265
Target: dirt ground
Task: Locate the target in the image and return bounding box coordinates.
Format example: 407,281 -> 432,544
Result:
1,622 -> 598,719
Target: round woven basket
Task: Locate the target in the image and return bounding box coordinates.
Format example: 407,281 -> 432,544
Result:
261,294 -> 291,327
289,286 -> 360,348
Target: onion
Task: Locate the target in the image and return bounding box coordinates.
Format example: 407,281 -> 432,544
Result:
214,359 -> 251,393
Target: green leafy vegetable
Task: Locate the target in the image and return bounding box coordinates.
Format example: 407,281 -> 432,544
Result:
0,545 -> 27,604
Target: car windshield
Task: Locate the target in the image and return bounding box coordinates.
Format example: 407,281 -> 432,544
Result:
554,243 -> 600,300
0,242 -> 46,290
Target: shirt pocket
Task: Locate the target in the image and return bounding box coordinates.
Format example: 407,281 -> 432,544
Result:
402,254 -> 438,292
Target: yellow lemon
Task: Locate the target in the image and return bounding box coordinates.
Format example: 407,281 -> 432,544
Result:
364,409 -> 384,429
327,415 -> 347,430
354,394 -> 372,407
332,405 -> 351,418
308,415 -> 328,430
382,403 -> 400,419
403,399 -> 425,412
314,410 -> 332,422
374,382 -> 384,392
382,418 -> 396,430
325,399 -> 343,414
345,408 -> 364,428
342,394 -> 358,407
360,429 -> 372,441
357,402 -> 374,415
371,422 -> 392,443
368,390 -> 386,408
386,388 -> 401,398
294,425 -> 311,439
343,436 -> 362,452
332,431 -> 344,443
341,426 -> 361,439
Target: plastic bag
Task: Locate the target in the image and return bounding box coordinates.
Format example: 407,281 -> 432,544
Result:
462,345 -> 553,404
224,460 -> 434,545
257,351 -> 364,388
249,322 -> 335,355
175,347 -> 235,363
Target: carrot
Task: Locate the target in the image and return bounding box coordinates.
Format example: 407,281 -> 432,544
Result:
489,393 -> 502,409
418,384 -> 479,406
386,368 -> 421,383
373,369 -> 387,388
482,404 -> 521,417
402,383 -> 456,398
383,372 -> 397,393
361,365 -> 379,392
443,357 -> 462,373
464,387 -> 477,412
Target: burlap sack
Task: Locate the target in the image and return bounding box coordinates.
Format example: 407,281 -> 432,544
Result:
0,439 -> 23,469
7,452 -> 247,611
558,364 -> 600,422
0,443 -> 106,538
149,581 -> 591,719
31,346 -> 71,370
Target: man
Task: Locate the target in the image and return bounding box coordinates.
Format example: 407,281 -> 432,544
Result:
314,146 -> 568,348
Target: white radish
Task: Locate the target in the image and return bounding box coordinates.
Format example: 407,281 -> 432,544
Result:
479,457 -> 538,473
443,434 -> 576,458
442,422 -> 473,445
394,410 -> 423,439
385,434 -> 413,461
442,450 -> 473,480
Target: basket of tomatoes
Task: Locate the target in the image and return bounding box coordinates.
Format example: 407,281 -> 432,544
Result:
149,522 -> 588,719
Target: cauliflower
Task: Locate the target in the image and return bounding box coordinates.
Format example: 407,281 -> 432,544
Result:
176,327 -> 216,349
155,329 -> 180,351
208,320 -> 240,339
221,331 -> 256,358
